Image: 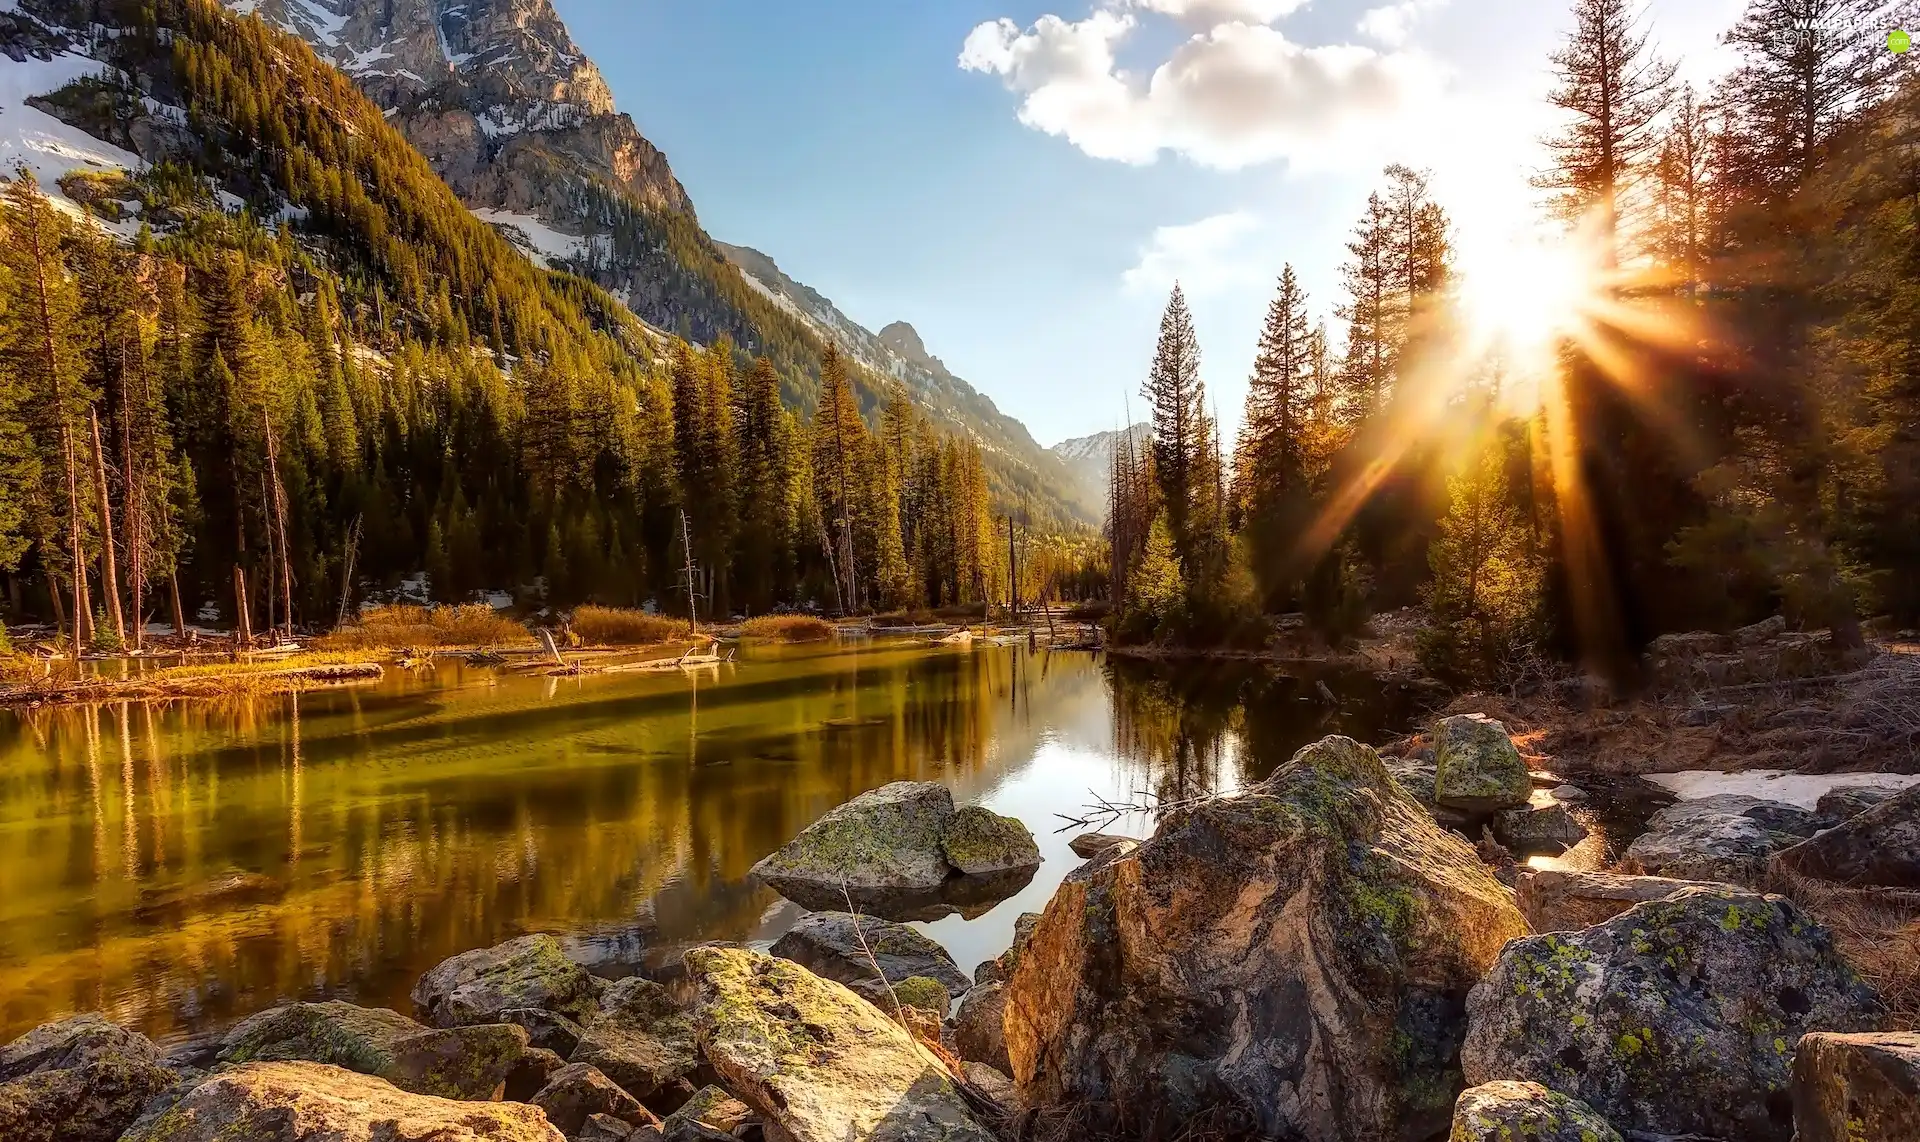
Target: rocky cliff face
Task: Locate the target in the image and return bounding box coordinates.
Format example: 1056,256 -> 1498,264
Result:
1049,424 -> 1149,509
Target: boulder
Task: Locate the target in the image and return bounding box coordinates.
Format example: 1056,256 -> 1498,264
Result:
1492,801 -> 1588,854
1515,869 -> 1729,933
1003,735 -> 1529,1141
890,976 -> 951,1017
685,946 -> 995,1142
769,911 -> 972,1007
413,934 -> 603,1028
579,1114 -> 642,1142
749,783 -> 1041,920
1815,784 -> 1895,820
501,1007 -> 586,1056
1621,798 -> 1798,885
963,1061 -> 1018,1113
1791,1031 -> 1920,1142
1449,1081 -> 1622,1142
571,977 -> 699,1109
385,1023 -> 530,1101
218,1002 -> 426,1075
1433,713 -> 1531,813
120,1060 -> 564,1141
953,981 -> 1010,1075
0,1013 -> 178,1142
1773,784 -> 1920,888
1068,832 -> 1134,858
660,1084 -> 753,1141
1462,887 -> 1884,1141
943,804 -> 1042,874
974,911 -> 1042,986
506,1046 -> 566,1102
531,1063 -> 660,1138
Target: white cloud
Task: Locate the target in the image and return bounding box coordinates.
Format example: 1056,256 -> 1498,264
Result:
1357,0 -> 1449,47
1126,0 -> 1311,27
960,13 -> 1445,170
1122,212 -> 1267,296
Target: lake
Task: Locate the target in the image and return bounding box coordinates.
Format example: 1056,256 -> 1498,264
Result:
0,638 -> 1418,1046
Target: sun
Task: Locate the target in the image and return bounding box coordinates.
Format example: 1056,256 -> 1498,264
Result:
1456,233 -> 1597,400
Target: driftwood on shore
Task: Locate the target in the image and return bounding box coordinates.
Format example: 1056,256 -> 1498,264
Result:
0,660 -> 385,707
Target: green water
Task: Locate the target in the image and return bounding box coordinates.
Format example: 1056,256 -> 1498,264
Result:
0,638 -> 1414,1045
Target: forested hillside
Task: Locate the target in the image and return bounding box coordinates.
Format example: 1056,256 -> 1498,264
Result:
1111,0 -> 1919,683
0,0 -> 1068,643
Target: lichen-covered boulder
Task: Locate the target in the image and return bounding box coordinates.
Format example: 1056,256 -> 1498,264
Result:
751,781 -> 959,893
1449,1081 -> 1622,1142
954,981 -> 1010,1075
413,935 -> 602,1028
385,1023 -> 530,1101
119,1060 -> 565,1141
218,1001 -> 427,1075
0,1013 -> 179,1142
770,911 -> 972,1007
1004,735 -> 1529,1141
1492,801 -> 1587,854
942,804 -> 1041,874
1462,887 -> 1884,1141
501,1007 -> 586,1057
1621,799 -> 1791,885
685,946 -> 995,1142
1773,784 -> 1920,888
1515,869 -> 1727,933
531,1063 -> 660,1137
1815,784 -> 1895,821
890,976 -> 952,1017
1433,714 -> 1531,813
660,1084 -> 752,1141
1792,1031 -> 1920,1142
571,977 -> 699,1109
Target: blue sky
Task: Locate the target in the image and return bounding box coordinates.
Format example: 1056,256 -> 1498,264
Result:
553,0 -> 1747,446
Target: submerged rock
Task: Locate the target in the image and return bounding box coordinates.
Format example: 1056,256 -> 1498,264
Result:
571,978 -> 699,1110
749,782 -> 1040,920
1003,735 -> 1528,1141
413,934 -> 603,1028
1449,1081 -> 1622,1142
1773,784 -> 1920,888
531,1062 -> 660,1138
769,911 -> 971,1007
1515,869 -> 1727,933
0,1014 -> 179,1142
120,1060 -> 564,1141
1792,1031 -> 1920,1142
1462,886 -> 1883,1141
1433,713 -> 1531,813
686,946 -> 995,1142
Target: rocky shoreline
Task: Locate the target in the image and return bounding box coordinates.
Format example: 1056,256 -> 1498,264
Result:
5,721 -> 1919,1142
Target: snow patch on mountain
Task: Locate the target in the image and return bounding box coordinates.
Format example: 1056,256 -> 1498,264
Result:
0,50 -> 145,220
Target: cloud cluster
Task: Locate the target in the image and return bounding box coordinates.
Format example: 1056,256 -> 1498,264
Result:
959,1 -> 1447,171
1357,0 -> 1450,47
1120,212 -> 1267,296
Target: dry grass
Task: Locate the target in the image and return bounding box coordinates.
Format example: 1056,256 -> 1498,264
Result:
1772,867 -> 1920,1030
739,614 -> 835,642
317,604 -> 531,651
570,605 -> 685,646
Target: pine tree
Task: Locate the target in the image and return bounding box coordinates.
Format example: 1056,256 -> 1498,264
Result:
1335,193 -> 1396,422
1143,285 -> 1207,566
1238,266 -> 1315,607
1535,0 -> 1678,262
1651,85 -> 1720,292
811,343 -> 867,611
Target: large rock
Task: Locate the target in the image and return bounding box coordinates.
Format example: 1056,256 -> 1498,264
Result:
502,1008 -> 586,1057
385,1023 -> 531,1101
1515,869 -> 1729,933
1773,784 -> 1920,888
749,783 -> 1040,919
1462,886 -> 1884,1141
770,911 -> 972,1007
413,934 -> 603,1028
1492,801 -> 1587,854
1433,714 -> 1531,813
531,1063 -> 660,1137
1621,798 -> 1799,885
571,977 -> 699,1109
0,1013 -> 178,1142
1449,1081 -> 1622,1142
685,946 -> 995,1142
659,1085 -> 752,1141
1068,832 -> 1134,858
220,1000 -> 529,1100
120,1060 -> 564,1141
953,981 -> 1010,1075
1792,1031 -> 1920,1142
1004,735 -> 1529,1141
1815,784 -> 1895,820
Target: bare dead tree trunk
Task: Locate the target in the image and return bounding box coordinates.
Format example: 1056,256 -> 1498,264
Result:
169,573 -> 186,638
63,425 -> 90,658
263,409 -> 294,640
90,407 -> 126,649
233,564 -> 253,651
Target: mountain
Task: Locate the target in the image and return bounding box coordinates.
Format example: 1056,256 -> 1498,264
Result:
208,0 -> 1094,526
1050,424 -> 1150,512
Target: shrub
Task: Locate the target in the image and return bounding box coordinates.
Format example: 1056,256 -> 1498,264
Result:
570,605 -> 685,646
738,614 -> 835,642
318,604 -> 530,650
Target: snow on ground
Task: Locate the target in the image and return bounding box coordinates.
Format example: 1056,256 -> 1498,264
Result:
472,206 -> 594,268
0,51 -> 145,218
1648,769 -> 1920,810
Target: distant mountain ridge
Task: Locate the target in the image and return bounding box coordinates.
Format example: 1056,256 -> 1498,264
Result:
1049,424 -> 1150,511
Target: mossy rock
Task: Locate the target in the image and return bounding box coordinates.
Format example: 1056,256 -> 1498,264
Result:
411,934 -> 601,1028
940,805 -> 1040,875
890,976 -> 951,1016
1450,1080 -> 1622,1142
750,781 -> 958,894
217,1001 -> 425,1076
1432,713 -> 1530,813
770,911 -> 972,1007
384,1023 -> 530,1101
0,1015 -> 179,1142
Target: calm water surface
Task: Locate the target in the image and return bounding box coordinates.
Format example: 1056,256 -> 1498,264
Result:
0,638 -> 1416,1044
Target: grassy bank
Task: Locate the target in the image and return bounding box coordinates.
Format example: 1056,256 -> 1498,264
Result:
316,605 -> 533,651
738,615 -> 836,642
0,651 -> 385,706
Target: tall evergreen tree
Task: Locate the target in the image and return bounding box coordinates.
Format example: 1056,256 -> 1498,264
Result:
1143,284 -> 1207,565
1335,193 -> 1396,422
